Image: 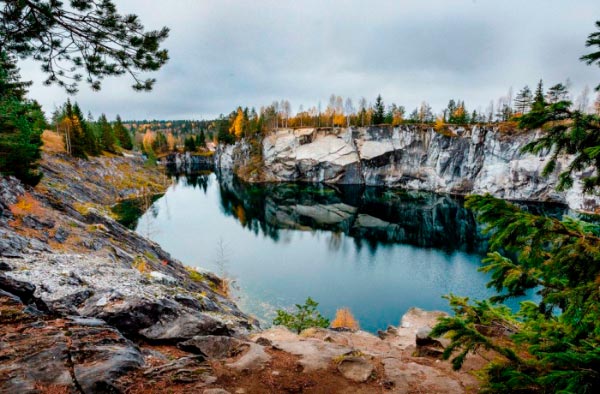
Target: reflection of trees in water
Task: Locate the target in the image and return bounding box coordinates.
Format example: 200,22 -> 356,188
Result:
214,175 -> 571,255
170,171 -> 212,194
215,175 -> 493,255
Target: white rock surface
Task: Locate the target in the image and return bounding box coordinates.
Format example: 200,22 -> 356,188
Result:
219,126 -> 600,211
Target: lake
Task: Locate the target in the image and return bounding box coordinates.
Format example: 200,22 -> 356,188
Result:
127,172 -> 555,332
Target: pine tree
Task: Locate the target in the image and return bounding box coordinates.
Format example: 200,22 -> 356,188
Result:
72,102 -> 99,156
1,1 -> 169,93
113,115 -> 133,150
372,95 -> 385,124
63,100 -> 86,158
0,52 -> 43,185
513,85 -> 533,114
531,79 -> 545,112
545,83 -> 570,104
98,114 -> 116,153
433,21 -> 600,394
198,130 -> 207,148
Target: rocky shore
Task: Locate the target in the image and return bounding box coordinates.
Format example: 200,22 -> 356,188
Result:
1,142 -> 487,393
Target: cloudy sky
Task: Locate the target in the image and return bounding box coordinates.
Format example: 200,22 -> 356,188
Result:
18,0 -> 600,120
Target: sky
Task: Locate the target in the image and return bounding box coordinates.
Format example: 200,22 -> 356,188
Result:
17,0 -> 600,121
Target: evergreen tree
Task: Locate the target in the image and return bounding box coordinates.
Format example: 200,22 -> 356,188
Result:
545,83 -> 570,104
513,85 -> 533,114
197,130 -> 207,148
184,135 -> 196,152
433,21 -> 600,394
72,102 -> 99,156
372,95 -> 385,124
113,115 -> 133,150
98,114 -> 116,153
531,79 -> 545,112
0,52 -> 43,185
1,0 -> 169,93
580,20 -> 600,90
62,100 -> 86,158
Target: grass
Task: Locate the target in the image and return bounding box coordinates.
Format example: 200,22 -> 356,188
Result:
41,130 -> 65,153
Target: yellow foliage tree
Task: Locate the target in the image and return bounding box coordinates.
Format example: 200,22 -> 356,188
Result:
166,132 -> 176,151
331,308 -> 359,330
229,107 -> 245,139
434,116 -> 446,131
142,130 -> 155,154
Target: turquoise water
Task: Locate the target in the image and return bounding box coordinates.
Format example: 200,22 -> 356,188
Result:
133,173 -> 547,332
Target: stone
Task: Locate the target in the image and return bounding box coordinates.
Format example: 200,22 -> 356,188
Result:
0,290 -> 143,393
227,342 -> 271,371
203,389 -> 231,394
337,356 -> 375,383
416,326 -> 443,348
179,335 -> 245,359
149,270 -> 178,285
54,227 -> 70,243
22,215 -> 55,230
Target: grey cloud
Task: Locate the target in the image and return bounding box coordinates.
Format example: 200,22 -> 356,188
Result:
18,0 -> 600,120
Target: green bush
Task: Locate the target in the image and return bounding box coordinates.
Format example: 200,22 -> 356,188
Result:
273,297 -> 330,334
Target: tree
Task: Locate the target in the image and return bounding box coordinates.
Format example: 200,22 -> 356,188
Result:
432,195 -> 600,393
184,135 -> 196,152
0,52 -> 43,185
197,130 -> 207,148
513,85 -> 533,114
372,94 -> 385,124
531,79 -> 545,112
358,97 -> 367,126
545,83 -> 570,104
60,99 -> 86,158
0,0 -> 169,93
580,20 -> 600,90
273,297 -> 330,334
114,115 -> 133,150
433,21 -> 600,393
98,114 -> 116,153
72,102 -> 99,155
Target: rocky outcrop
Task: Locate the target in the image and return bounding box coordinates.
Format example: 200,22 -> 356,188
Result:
0,152 -> 257,392
0,286 -> 143,393
216,126 -> 600,211
163,152 -> 215,172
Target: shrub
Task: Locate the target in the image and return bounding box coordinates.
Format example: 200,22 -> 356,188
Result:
273,297 -> 330,334
331,308 -> 359,330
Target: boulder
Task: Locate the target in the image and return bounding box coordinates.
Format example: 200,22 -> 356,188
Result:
337,356 -> 375,383
179,335 -> 245,359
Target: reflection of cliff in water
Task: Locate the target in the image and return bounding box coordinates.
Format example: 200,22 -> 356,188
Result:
217,173 -> 487,254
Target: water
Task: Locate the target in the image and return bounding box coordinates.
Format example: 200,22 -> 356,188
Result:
128,172 -> 557,332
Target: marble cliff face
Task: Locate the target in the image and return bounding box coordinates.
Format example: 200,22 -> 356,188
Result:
216,126 -> 599,212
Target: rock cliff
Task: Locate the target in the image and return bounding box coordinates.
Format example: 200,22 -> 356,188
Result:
216,126 -> 600,212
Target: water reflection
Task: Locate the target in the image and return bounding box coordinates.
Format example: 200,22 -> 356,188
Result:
216,174 -> 485,255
